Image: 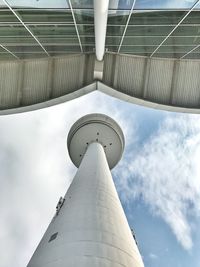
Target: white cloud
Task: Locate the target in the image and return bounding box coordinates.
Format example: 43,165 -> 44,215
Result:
115,114 -> 200,251
149,253 -> 158,260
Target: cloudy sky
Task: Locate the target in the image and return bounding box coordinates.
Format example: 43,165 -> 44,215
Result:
0,91 -> 200,267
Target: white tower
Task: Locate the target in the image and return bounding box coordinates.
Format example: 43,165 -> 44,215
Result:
27,114 -> 144,267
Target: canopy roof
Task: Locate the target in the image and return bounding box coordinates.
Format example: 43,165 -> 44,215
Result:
1,0 -> 200,114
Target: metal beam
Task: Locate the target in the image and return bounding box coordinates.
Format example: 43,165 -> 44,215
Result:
68,0 -> 83,53
0,44 -> 19,59
150,0 -> 200,57
2,0 -> 50,57
94,0 -> 109,61
117,0 -> 137,53
181,44 -> 200,59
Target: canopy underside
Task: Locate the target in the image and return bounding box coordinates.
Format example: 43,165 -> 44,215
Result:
1,52 -> 200,115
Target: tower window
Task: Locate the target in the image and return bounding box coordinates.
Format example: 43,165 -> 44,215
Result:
49,232 -> 58,242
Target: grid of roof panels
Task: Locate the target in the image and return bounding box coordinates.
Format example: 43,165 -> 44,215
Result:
106,0 -> 200,59
0,0 -> 200,60
0,0 -> 95,60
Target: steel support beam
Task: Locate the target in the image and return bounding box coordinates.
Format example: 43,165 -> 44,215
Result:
94,0 -> 109,61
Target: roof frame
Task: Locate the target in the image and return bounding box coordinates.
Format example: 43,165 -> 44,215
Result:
150,0 -> 200,57
117,0 -> 137,53
2,0 -> 50,57
67,0 -> 83,52
0,43 -> 19,59
181,44 -> 200,58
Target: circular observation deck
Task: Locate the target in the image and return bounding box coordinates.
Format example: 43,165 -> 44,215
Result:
67,113 -> 125,169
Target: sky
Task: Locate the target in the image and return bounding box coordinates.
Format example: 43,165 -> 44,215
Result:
0,0 -> 198,9
1,91 -> 200,267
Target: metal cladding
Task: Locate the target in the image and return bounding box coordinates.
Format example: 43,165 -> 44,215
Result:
0,2 -> 200,114
2,53 -> 200,114
27,114 -> 144,267
0,54 -> 95,114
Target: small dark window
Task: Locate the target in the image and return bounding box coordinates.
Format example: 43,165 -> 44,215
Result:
49,232 -> 58,242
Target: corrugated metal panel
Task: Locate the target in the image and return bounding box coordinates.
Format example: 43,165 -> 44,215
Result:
0,61 -> 19,108
52,54 -> 95,98
103,53 -> 146,97
1,52 -> 200,113
172,60 -> 200,108
116,55 -> 145,97
22,59 -> 50,105
146,58 -> 174,104
0,53 -> 95,111
52,54 -> 85,98
102,53 -> 115,86
103,53 -> 200,110
83,53 -> 95,85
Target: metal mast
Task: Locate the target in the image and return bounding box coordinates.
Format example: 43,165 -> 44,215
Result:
27,114 -> 144,267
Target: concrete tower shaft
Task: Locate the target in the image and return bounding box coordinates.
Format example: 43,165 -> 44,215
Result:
27,114 -> 144,267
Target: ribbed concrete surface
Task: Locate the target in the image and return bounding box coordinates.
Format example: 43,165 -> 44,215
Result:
27,142 -> 144,267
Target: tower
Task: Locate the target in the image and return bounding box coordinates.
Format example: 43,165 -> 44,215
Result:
27,113 -> 144,267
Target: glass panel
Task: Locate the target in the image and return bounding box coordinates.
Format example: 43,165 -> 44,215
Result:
107,10 -> 129,25
7,45 -> 44,53
172,26 -> 200,36
80,36 -> 95,45
106,46 -> 118,52
0,53 -> 16,60
106,36 -> 121,46
126,25 -> 174,36
18,10 -> 73,24
0,0 -> 6,7
185,52 -> 200,59
109,0 -> 134,10
44,45 -> 81,52
71,0 -> 93,9
82,45 -> 95,52
39,37 -> 79,45
130,11 -> 186,25
0,36 -> 37,45
122,36 -> 164,45
0,26 -> 30,36
16,53 -> 48,59
134,0 -> 197,10
183,11 -> 200,24
107,25 -> 125,36
0,9 -> 20,23
165,36 -> 200,46
153,53 -> 185,58
78,25 -> 94,36
7,0 -> 69,8
120,51 -> 152,56
120,45 -> 156,53
195,3 -> 200,10
49,52 -> 80,56
74,10 -> 94,24
191,46 -> 200,53
30,25 -> 77,36
0,46 -> 9,52
157,45 -> 196,53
